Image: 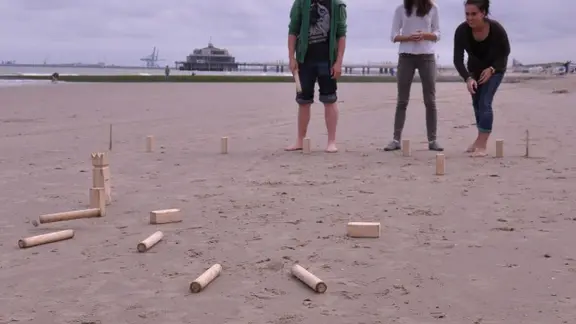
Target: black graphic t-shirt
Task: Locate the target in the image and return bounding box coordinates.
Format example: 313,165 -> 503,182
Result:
305,0 -> 331,62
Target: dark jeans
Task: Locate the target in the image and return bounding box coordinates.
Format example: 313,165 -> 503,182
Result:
296,61 -> 337,105
392,54 -> 438,142
472,73 -> 504,133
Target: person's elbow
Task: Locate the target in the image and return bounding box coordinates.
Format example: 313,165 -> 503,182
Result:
432,31 -> 441,42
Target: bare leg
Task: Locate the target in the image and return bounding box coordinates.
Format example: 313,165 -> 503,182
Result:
285,104 -> 311,151
324,102 -> 338,152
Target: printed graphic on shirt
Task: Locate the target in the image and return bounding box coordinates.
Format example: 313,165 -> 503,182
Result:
308,2 -> 330,44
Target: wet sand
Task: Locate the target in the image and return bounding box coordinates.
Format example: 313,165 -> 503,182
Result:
0,77 -> 575,324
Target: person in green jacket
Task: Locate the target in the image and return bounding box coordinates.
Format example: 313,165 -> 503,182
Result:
284,0 -> 347,153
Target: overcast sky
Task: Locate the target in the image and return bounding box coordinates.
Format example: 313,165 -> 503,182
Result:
0,0 -> 573,66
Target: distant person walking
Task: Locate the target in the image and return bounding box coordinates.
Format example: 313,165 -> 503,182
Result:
285,0 -> 348,153
453,0 -> 510,157
384,0 -> 443,152
164,65 -> 170,80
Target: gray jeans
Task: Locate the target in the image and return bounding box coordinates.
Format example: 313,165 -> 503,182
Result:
392,53 -> 437,142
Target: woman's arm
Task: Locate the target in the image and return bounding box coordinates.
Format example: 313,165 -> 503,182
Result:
422,5 -> 440,41
489,21 -> 511,73
391,6 -> 410,42
453,23 -> 471,81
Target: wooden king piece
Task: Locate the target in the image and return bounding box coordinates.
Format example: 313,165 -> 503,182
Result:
91,152 -> 111,205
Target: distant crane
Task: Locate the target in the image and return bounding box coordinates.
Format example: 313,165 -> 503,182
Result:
140,47 -> 165,68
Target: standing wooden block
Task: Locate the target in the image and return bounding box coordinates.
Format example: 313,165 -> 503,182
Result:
89,187 -> 107,216
91,152 -> 111,205
495,139 -> 504,158
137,231 -> 163,252
402,139 -> 411,157
221,136 -> 228,154
146,135 -> 154,152
190,264 -> 222,293
435,153 -> 445,175
347,222 -> 381,238
18,229 -> 74,248
303,138 -> 311,154
291,264 -> 327,293
149,208 -> 182,224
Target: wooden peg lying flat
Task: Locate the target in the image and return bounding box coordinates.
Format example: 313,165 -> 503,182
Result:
137,231 -> 163,252
402,139 -> 411,157
18,229 -> 74,249
291,264 -> 327,293
221,137 -> 228,154
435,153 -> 445,175
495,139 -> 504,158
190,264 -> 222,293
38,208 -> 102,225
347,222 -> 381,238
303,138 -> 311,154
149,208 -> 182,224
146,135 -> 154,153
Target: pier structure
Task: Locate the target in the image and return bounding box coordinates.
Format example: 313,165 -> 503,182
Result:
175,60 -> 399,75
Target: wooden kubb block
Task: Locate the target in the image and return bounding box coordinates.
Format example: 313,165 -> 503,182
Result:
150,208 -> 182,224
91,152 -> 111,205
347,222 -> 381,238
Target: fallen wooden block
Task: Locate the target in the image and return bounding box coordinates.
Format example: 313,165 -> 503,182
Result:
347,221 -> 381,238
149,208 -> 182,224
190,264 -> 222,293
137,231 -> 163,252
37,208 -> 102,225
291,264 -> 327,293
18,229 -> 74,249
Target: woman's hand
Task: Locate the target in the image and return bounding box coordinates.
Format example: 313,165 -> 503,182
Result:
478,67 -> 494,84
466,78 -> 477,94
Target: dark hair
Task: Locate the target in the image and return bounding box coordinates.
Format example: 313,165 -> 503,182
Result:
465,0 -> 490,15
404,0 -> 433,17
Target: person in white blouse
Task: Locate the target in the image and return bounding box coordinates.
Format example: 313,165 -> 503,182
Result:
383,0 -> 443,152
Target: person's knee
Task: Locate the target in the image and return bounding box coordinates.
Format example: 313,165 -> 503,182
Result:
319,93 -> 337,104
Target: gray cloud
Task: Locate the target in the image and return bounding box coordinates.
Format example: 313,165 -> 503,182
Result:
0,0 -> 573,65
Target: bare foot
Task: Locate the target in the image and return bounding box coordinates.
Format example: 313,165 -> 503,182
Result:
285,144 -> 303,151
470,149 -> 488,157
465,144 -> 476,153
325,143 -> 338,153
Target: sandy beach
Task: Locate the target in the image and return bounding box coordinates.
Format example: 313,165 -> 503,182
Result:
1,77 -> 575,324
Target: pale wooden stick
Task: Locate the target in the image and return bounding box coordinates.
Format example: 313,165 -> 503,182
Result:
190,264 -> 222,293
39,208 -> 101,224
291,264 -> 327,293
137,231 -> 163,252
18,229 -> 74,248
294,71 -> 302,93
146,135 -> 154,153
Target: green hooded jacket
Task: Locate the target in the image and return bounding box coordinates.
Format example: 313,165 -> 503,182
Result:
288,0 -> 347,64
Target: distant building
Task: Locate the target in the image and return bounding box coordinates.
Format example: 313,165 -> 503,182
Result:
175,42 -> 238,71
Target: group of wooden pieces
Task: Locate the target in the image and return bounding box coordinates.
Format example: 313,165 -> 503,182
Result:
16,130 -> 527,294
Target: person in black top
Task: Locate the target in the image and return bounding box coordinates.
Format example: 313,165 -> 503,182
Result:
453,0 -> 510,157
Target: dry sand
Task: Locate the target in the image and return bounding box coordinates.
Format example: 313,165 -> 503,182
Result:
0,77 -> 575,324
